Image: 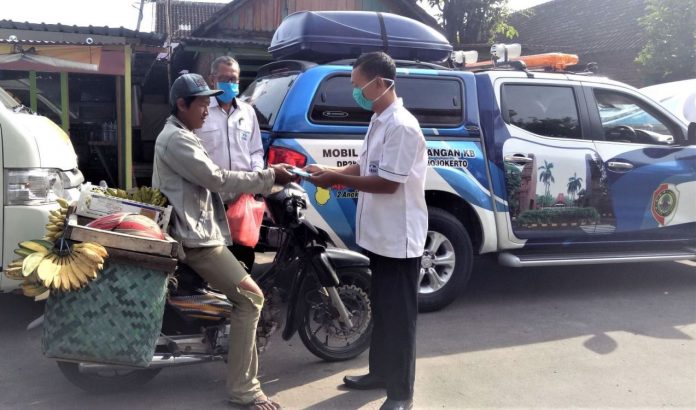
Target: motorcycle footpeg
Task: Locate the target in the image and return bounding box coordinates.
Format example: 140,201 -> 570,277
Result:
167,341 -> 182,356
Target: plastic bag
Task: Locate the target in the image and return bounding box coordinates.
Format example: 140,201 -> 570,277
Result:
226,194 -> 265,247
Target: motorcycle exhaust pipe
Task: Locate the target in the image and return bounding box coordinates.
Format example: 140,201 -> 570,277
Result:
77,354 -> 222,373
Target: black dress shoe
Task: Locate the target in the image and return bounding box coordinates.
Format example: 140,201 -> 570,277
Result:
379,398 -> 413,410
342,374 -> 386,390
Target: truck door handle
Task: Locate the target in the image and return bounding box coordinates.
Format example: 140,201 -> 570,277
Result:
504,154 -> 534,164
607,161 -> 634,171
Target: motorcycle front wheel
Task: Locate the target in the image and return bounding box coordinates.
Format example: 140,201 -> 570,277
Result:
298,267 -> 372,362
57,361 -> 161,393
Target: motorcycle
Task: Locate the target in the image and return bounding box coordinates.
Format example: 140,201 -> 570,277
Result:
52,183 -> 373,393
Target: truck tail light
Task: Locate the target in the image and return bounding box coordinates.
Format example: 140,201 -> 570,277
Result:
267,146 -> 307,168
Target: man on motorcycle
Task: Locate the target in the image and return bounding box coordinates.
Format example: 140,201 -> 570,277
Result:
152,73 -> 293,410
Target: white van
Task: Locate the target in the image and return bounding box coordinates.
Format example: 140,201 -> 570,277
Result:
0,86 -> 83,292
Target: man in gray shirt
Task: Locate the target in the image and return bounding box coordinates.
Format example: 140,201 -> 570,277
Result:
153,73 -> 292,410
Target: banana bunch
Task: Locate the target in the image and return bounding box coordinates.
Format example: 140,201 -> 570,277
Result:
4,239 -> 108,297
5,239 -> 56,299
44,198 -> 71,242
22,240 -> 108,292
105,186 -> 168,207
105,187 -> 129,199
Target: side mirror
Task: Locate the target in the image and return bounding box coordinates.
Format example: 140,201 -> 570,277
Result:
688,123 -> 696,145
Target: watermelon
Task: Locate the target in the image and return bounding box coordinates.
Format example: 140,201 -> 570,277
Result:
113,214 -> 165,240
86,212 -> 130,230
86,212 -> 165,240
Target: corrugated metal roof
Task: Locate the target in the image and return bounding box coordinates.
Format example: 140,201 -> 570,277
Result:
508,0 -> 647,54
178,36 -> 271,48
0,19 -> 165,45
155,0 -> 226,39
0,38 -> 121,46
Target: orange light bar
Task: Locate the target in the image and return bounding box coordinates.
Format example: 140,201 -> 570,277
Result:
466,52 -> 580,71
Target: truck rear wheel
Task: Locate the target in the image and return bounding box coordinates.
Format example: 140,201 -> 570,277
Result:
418,207 -> 473,312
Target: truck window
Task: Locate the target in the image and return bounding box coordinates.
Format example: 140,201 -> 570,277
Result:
591,89 -> 679,145
502,84 -> 581,139
240,73 -> 298,130
310,75 -> 464,127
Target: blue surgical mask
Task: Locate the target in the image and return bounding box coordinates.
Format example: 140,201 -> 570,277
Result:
352,77 -> 394,111
217,82 -> 239,104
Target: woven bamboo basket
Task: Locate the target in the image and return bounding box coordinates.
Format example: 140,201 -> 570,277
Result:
42,259 -> 170,367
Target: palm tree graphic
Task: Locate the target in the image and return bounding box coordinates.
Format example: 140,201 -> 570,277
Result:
567,172 -> 583,205
538,160 -> 555,205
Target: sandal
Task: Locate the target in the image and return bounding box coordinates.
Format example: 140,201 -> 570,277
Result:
229,395 -> 282,410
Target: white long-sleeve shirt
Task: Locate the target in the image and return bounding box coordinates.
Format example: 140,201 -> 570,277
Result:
195,97 -> 265,174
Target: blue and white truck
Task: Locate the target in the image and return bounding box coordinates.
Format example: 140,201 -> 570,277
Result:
243,11 -> 696,311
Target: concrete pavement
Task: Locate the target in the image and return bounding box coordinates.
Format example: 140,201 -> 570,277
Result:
0,257 -> 694,409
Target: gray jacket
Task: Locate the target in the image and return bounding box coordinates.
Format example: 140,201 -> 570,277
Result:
152,115 -> 275,248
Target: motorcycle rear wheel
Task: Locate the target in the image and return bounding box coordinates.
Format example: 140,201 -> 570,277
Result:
298,267 -> 372,362
57,361 -> 161,393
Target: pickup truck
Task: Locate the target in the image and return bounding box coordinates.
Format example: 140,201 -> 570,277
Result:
241,11 -> 696,311
242,56 -> 696,312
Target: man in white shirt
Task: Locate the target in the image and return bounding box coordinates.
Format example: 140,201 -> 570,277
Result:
195,56 -> 265,270
306,52 -> 427,410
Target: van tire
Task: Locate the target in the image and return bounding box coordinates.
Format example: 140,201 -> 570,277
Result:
418,207 -> 473,312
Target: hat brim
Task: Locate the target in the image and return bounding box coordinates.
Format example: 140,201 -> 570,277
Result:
191,89 -> 224,97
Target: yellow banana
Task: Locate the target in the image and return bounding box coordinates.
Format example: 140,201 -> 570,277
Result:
60,265 -> 71,292
64,261 -> 81,290
22,251 -> 48,277
73,247 -> 104,264
72,253 -> 98,279
34,290 -> 50,301
52,266 -> 62,289
8,258 -> 25,269
33,240 -> 55,249
47,255 -> 67,288
14,248 -> 34,258
22,282 -> 47,298
37,254 -> 61,285
56,198 -> 70,208
4,267 -> 24,281
68,256 -> 90,287
19,241 -> 50,253
74,242 -> 108,258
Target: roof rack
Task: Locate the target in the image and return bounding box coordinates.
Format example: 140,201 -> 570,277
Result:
328,59 -> 450,70
256,60 -> 317,78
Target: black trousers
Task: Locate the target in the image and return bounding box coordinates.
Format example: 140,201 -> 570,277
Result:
366,251 -> 420,401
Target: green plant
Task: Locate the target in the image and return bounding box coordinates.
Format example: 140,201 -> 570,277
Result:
636,0 -> 696,84
517,207 -> 600,226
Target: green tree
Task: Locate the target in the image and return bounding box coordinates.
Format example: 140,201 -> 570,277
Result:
567,173 -> 583,205
419,0 -> 517,45
636,0 -> 696,84
538,160 -> 555,204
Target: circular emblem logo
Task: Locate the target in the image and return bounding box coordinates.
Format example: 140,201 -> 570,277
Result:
651,183 -> 679,225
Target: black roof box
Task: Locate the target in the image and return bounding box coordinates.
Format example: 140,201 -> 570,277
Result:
269,11 -> 452,63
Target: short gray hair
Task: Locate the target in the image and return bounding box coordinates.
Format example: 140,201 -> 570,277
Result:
210,55 -> 239,75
